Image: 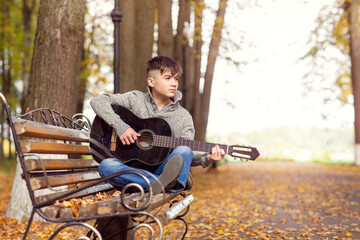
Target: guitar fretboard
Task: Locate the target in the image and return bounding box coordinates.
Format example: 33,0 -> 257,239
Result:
153,135 -> 229,153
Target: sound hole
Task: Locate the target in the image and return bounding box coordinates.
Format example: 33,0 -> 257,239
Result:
137,129 -> 154,150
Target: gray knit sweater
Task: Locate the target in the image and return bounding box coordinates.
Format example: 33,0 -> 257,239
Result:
90,88 -> 211,168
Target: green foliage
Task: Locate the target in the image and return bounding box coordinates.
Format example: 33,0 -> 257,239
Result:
0,0 -> 38,110
303,0 -> 360,106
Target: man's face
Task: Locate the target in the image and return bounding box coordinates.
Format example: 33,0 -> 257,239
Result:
147,69 -> 179,99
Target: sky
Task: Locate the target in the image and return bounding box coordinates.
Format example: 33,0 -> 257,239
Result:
206,0 -> 354,135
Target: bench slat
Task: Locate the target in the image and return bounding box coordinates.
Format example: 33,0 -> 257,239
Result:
20,141 -> 91,155
77,192 -> 180,218
35,183 -> 114,204
30,170 -> 101,190
25,158 -> 99,171
14,119 -> 89,142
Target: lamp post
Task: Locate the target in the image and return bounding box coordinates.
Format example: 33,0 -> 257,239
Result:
111,0 -> 122,93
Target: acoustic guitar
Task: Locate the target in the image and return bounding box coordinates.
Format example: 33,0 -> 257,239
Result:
90,105 -> 260,170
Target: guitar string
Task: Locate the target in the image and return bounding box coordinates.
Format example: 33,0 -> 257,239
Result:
136,135 -> 231,153
119,134 -> 255,158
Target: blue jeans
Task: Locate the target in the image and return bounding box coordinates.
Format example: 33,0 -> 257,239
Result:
98,146 -> 193,193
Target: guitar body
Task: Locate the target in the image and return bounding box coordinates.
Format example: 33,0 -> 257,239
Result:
90,105 -> 172,169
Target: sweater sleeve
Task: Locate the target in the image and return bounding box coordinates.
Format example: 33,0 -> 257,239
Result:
180,112 -> 211,168
90,92 -> 134,136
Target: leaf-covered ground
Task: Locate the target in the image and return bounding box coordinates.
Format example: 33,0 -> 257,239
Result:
0,162 -> 359,239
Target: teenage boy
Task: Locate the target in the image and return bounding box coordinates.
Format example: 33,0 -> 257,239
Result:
90,56 -> 225,194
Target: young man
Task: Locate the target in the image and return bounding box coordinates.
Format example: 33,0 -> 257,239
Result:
90,56 -> 225,194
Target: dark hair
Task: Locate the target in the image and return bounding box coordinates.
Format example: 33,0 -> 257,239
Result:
146,56 -> 183,76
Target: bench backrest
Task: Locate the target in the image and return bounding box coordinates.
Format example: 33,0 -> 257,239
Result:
6,106 -> 114,207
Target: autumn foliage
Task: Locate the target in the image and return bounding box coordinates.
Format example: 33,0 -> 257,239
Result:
1,162 -> 360,239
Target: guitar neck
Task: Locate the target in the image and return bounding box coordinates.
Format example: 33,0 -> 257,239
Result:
153,135 -> 229,154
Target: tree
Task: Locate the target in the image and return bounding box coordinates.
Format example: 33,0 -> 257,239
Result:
118,0 -> 228,142
119,0 -> 155,93
303,0 -> 360,165
195,0 -> 227,141
23,0 -> 86,117
6,0 -> 86,220
345,0 -> 360,165
20,0 -> 38,112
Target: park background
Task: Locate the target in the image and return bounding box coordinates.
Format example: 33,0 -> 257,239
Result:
1,0 -> 357,164
1,0 -> 360,239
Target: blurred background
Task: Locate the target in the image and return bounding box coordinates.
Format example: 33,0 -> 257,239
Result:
0,0 -> 357,164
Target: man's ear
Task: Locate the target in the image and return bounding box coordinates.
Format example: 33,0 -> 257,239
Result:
147,77 -> 154,87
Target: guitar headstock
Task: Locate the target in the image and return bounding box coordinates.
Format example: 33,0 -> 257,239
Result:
228,145 -> 260,161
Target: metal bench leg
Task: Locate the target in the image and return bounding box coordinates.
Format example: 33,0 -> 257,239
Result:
48,222 -> 103,240
23,208 -> 36,240
175,217 -> 188,240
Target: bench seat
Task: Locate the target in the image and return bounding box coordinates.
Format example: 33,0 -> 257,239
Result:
0,95 -> 194,240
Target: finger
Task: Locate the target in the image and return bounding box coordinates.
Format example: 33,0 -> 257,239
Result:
215,145 -> 221,157
216,145 -> 221,153
212,146 -> 216,155
132,133 -> 139,141
130,128 -> 140,136
122,135 -> 131,145
213,147 -> 220,160
119,136 -> 126,145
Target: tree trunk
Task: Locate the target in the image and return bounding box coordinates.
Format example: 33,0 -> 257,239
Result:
120,0 -> 154,93
158,0 -> 174,57
75,47 -> 86,114
193,0 -> 204,141
23,0 -> 85,117
183,44 -> 195,112
20,0 -> 37,113
0,0 -> 5,160
135,0 -> 155,91
119,1 -> 136,93
0,111 -> 4,161
0,0 -> 11,160
346,0 -> 360,165
175,0 -> 191,107
6,0 -> 86,221
174,0 -> 191,64
199,0 -> 227,141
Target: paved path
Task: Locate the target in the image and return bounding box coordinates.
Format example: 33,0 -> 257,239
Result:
186,162 -> 360,239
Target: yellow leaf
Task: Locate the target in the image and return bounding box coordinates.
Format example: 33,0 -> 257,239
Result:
63,201 -> 72,207
346,232 -> 352,237
218,229 -> 224,234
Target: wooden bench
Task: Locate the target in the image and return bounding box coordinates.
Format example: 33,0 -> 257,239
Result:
0,92 -> 194,240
